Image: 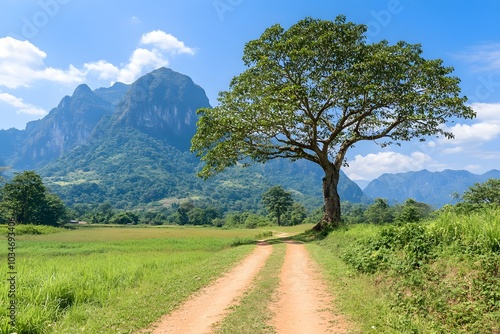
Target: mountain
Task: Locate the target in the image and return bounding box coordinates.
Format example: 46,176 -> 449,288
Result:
364,169 -> 500,208
0,128 -> 26,167
113,67 -> 210,151
0,67 -> 365,212
15,84 -> 117,168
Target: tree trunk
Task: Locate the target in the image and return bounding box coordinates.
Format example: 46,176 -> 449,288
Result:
313,165 -> 341,231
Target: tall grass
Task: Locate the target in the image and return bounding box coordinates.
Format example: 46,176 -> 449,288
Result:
429,206 -> 500,253
328,206 -> 500,333
0,227 -> 260,333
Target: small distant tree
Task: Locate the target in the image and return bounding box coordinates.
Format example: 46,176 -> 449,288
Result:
284,202 -> 308,226
262,186 -> 293,226
341,201 -> 367,224
110,212 -> 139,225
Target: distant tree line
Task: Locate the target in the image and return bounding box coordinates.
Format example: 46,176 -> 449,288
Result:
2,168 -> 498,229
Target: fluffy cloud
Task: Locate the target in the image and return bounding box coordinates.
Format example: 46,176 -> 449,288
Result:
0,92 -> 46,115
82,48 -> 169,84
442,123 -> 500,144
0,31 -> 195,89
0,31 -> 194,117
438,102 -> 500,147
140,30 -> 195,55
345,151 -> 433,181
470,102 -> 500,122
0,36 -> 83,88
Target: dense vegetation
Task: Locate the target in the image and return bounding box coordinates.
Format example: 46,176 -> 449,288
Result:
36,128 -> 364,215
312,179 -> 500,333
0,171 -> 67,226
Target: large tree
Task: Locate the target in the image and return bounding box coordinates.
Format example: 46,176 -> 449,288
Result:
191,16 -> 475,230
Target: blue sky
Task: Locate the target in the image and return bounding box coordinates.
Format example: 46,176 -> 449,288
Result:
1,0 -> 500,182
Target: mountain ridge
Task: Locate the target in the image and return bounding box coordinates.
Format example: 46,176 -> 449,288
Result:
364,169 -> 500,207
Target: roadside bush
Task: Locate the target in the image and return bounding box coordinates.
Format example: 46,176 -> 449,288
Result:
340,206 -> 500,332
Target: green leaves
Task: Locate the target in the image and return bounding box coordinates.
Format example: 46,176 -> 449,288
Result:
262,186 -> 293,226
192,15 -> 474,178
1,171 -> 66,226
462,178 -> 500,205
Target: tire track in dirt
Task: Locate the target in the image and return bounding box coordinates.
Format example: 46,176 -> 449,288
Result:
269,241 -> 351,333
142,242 -> 272,334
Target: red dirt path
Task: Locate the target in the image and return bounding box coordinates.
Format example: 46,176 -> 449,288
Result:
143,243 -> 272,334
269,241 -> 352,333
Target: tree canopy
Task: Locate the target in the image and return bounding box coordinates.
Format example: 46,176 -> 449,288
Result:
262,186 -> 293,226
0,171 -> 66,226
461,178 -> 500,206
191,16 -> 475,229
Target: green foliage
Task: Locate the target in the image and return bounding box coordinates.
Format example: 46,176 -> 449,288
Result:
341,207 -> 500,332
254,230 -> 273,239
0,224 -> 63,235
262,186 -> 293,226
395,198 -> 433,224
192,16 -> 473,178
109,211 -> 139,225
363,198 -> 394,224
461,178 -> 500,206
0,171 -> 67,226
191,16 -> 473,227
285,202 -> 308,226
39,128 -> 332,215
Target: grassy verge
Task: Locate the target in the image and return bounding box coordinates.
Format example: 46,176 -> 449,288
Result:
310,207 -> 500,333
0,227 -> 258,333
213,243 -> 287,334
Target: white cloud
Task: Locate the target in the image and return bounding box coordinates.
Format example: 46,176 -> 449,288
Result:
441,146 -> 463,154
117,48 -> 169,83
441,122 -> 500,144
437,103 -> 500,147
345,151 -> 433,181
465,164 -> 481,170
469,102 -> 500,122
131,16 -> 141,24
82,48 -> 169,84
140,30 -> 195,55
0,92 -> 47,115
0,36 -> 84,88
0,31 -> 195,89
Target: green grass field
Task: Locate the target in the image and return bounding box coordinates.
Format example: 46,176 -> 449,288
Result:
0,225 -> 310,334
4,214 -> 498,334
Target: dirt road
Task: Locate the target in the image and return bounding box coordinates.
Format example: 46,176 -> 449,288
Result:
270,241 -> 351,333
141,240 -> 350,333
145,243 -> 272,334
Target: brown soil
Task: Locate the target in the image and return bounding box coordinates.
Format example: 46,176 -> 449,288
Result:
269,241 -> 352,333
140,239 -> 352,333
142,242 -> 272,334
